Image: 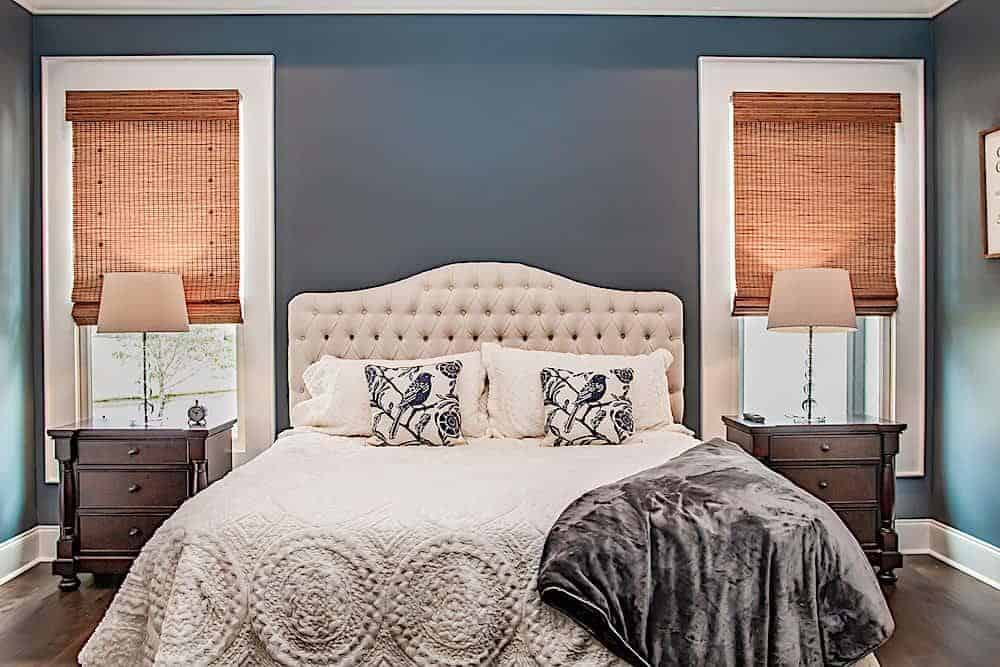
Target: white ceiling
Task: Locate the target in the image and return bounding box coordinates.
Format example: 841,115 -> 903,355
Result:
11,0 -> 961,18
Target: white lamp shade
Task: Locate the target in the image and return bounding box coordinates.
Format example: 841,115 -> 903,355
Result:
766,268 -> 858,333
97,272 -> 190,333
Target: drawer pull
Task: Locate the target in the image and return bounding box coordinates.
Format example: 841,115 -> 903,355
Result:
818,480 -> 830,490
128,527 -> 142,537
128,447 -> 140,456
127,483 -> 141,494
820,442 -> 832,452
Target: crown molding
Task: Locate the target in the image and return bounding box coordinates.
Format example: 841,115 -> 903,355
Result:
929,0 -> 962,16
9,1 -> 963,19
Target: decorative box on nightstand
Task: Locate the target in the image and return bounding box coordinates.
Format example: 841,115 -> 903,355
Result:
722,414 -> 906,584
47,417 -> 235,591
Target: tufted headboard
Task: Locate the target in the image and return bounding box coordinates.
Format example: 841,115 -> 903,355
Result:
288,262 -> 685,421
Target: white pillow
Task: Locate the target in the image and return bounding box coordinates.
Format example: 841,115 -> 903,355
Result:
291,351 -> 488,437
482,343 -> 673,438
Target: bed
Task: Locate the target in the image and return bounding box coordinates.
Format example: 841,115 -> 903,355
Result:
80,262 -> 883,666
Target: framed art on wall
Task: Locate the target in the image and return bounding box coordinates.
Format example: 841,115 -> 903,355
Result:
980,125 -> 1000,258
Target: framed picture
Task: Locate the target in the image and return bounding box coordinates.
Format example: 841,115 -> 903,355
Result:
980,125 -> 1000,258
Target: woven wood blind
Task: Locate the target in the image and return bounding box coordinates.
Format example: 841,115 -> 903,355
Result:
67,90 -> 242,325
732,92 -> 901,316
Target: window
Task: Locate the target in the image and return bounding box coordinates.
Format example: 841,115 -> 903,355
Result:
83,325 -> 237,424
66,89 -> 242,429
43,56 -> 275,482
731,91 -> 900,422
698,58 -> 925,475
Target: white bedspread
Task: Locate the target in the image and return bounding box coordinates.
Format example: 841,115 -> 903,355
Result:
79,427 -> 700,666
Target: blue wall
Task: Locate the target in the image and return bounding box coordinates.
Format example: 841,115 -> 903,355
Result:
931,0 -> 1000,546
0,0 -> 35,542
30,14 -> 934,525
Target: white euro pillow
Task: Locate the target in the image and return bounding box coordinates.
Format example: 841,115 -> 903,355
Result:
291,351 -> 488,437
482,342 -> 673,438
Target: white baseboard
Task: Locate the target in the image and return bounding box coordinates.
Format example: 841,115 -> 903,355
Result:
0,525 -> 59,586
2,521 -> 998,591
897,518 -> 1000,590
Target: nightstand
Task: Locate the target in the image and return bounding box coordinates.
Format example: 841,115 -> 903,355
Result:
722,414 -> 906,584
47,416 -> 235,591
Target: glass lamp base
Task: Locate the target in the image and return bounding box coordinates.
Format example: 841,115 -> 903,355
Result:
786,413 -> 829,424
138,398 -> 163,425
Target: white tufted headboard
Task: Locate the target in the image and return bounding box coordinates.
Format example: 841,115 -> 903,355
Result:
288,262 -> 685,422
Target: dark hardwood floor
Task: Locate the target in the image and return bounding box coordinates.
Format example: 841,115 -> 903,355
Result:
876,556 -> 1000,666
0,568 -> 115,666
0,555 -> 997,666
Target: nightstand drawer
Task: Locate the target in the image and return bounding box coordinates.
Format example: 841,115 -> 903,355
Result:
78,470 -> 189,508
774,465 -> 878,503
771,435 -> 880,462
78,439 -> 188,466
835,508 -> 879,546
79,513 -> 171,553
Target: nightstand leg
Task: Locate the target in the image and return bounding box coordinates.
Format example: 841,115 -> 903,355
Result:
58,574 -> 81,591
879,453 -> 902,585
877,568 -> 898,584
54,454 -> 80,592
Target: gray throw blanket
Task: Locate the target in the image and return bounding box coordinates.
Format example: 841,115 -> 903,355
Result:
537,439 -> 893,667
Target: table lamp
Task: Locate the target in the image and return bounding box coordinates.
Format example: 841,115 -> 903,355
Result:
766,268 -> 857,423
97,272 -> 190,425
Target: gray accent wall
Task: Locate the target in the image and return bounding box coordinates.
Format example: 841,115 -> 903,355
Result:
31,14 -> 933,525
0,0 -> 35,542
931,0 -> 1000,546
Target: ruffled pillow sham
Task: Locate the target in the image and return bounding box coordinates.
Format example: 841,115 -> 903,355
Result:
290,351 -> 488,437
482,343 -> 673,438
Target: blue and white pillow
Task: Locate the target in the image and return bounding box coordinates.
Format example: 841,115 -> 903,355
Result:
365,361 -> 465,446
540,367 -> 635,446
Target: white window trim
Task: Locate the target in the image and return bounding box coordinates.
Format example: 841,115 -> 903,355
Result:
698,57 -> 926,477
41,55 -> 275,482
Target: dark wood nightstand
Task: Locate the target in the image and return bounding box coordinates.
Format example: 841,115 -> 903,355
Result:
47,416 -> 235,591
722,414 -> 906,584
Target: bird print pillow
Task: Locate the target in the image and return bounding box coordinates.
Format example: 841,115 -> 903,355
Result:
365,361 -> 466,446
540,367 -> 636,446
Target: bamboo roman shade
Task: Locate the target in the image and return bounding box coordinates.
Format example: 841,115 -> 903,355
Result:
732,92 -> 901,316
67,89 -> 242,325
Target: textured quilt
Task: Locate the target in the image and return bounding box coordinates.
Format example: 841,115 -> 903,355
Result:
538,439 -> 893,667
79,427 -> 701,666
